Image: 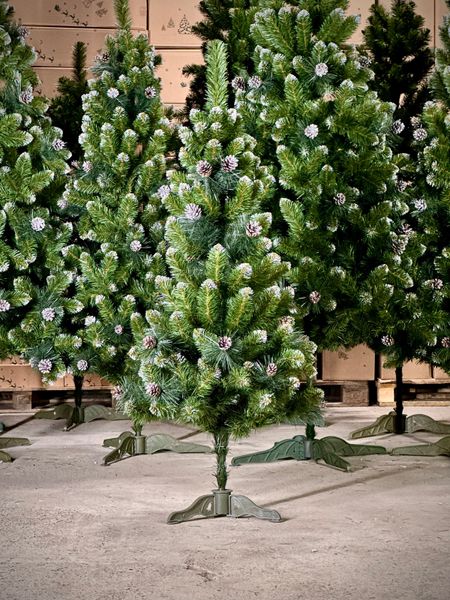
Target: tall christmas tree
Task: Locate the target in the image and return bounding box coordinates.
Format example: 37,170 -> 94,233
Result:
232,0 -> 427,446
48,41 -> 89,162
244,1 -> 413,356
182,0 -> 259,111
413,1 -> 450,381
130,40 -> 321,522
351,2 -> 450,439
0,1 -> 71,452
59,0 -> 173,427
363,0 -> 433,156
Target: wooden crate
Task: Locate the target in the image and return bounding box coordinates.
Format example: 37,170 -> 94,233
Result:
322,345 -> 375,381
0,358 -> 112,411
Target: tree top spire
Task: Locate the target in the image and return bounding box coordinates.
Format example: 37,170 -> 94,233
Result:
114,0 -> 132,31
205,40 -> 229,110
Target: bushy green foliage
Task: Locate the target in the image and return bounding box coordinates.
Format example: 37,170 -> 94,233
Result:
363,0 -> 433,156
408,2 -> 450,372
0,1 -> 72,373
126,41 -> 321,486
240,0 -> 418,356
62,0 -> 173,383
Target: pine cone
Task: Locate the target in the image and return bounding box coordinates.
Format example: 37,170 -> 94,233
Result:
246,221 -> 262,238
266,363 -> 278,377
146,382 -> 161,397
196,160 -> 212,177
218,336 -> 233,350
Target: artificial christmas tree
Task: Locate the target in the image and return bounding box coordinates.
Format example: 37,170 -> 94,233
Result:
352,2 -> 450,439
363,0 -> 433,157
130,39 -> 321,522
55,0 -> 172,432
0,1 -> 73,447
56,0 -> 210,450
371,1 -> 450,449
48,41 -> 89,162
232,0 -> 411,459
183,0 -> 259,112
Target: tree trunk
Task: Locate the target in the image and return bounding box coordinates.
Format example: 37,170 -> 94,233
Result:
214,429 -> 230,490
73,375 -> 84,409
394,365 -> 406,434
305,423 -> 316,440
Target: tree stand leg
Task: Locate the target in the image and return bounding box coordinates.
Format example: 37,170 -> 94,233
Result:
102,431 -> 212,465
350,412 -> 450,439
351,365 -> 450,439
0,436 -> 31,462
35,375 -> 127,430
168,428 -> 282,524
231,433 -> 386,472
167,489 -> 281,524
391,435 -> 450,457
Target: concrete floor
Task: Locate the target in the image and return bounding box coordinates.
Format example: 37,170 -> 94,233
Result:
1,406 -> 449,600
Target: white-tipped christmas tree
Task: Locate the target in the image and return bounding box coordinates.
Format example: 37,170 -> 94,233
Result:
0,1 -> 72,451
64,0 -> 172,388
129,39 -> 321,523
415,2 -> 450,374
0,1 -> 71,366
241,0 -> 415,354
350,2 -> 450,442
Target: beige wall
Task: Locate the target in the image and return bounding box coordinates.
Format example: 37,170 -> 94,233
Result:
10,0 -> 449,106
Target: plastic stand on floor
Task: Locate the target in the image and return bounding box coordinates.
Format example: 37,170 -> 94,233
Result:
0,436 -> 31,462
35,404 -> 127,431
391,435 -> 450,457
350,412 -> 450,439
167,489 -> 281,524
102,431 -> 212,465
231,434 -> 386,472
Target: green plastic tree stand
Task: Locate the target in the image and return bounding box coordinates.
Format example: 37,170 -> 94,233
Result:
350,412 -> 450,439
231,434 -> 387,472
391,435 -> 450,457
35,404 -> 127,431
102,431 -> 212,465
0,436 -> 31,462
167,489 -> 281,524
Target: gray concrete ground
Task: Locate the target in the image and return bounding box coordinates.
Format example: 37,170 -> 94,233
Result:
1,406 -> 449,600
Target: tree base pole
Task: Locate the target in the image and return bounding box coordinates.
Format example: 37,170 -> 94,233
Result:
350,412 -> 450,439
231,434 -> 386,472
167,489 -> 281,524
102,432 -> 212,465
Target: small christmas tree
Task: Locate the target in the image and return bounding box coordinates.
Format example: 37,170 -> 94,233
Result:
0,1 -> 71,353
131,40 -> 321,522
55,0 -> 175,431
48,41 -> 89,162
0,0 -> 71,449
363,0 -> 433,156
182,0 -> 259,112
